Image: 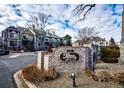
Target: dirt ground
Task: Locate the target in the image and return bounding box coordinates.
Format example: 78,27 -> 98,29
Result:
32,63 -> 124,88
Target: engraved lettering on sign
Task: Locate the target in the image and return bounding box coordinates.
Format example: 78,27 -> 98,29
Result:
60,53 -> 67,61
60,49 -> 79,62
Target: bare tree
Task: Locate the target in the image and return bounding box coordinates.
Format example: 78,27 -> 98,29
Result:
72,4 -> 96,23
27,13 -> 55,49
75,26 -> 99,46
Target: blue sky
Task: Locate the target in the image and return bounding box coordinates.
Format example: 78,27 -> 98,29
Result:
0,4 -> 123,43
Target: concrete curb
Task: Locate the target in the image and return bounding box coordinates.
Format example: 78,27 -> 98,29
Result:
12,72 -> 18,88
13,70 -> 37,88
21,75 -> 37,88
13,70 -> 24,88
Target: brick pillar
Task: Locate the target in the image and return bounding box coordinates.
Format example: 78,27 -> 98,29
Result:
43,54 -> 50,71
37,51 -> 48,70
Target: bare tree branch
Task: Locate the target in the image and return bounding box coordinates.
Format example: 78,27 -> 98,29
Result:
72,4 -> 96,23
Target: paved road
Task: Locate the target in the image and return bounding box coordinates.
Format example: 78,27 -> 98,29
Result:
0,52 -> 37,88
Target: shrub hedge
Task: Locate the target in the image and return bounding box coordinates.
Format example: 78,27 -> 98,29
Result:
101,47 -> 120,63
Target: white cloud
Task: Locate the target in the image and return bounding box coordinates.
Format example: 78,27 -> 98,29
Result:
0,4 -> 122,43
74,4 -> 122,42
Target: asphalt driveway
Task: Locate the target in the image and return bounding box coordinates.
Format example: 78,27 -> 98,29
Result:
0,52 -> 37,88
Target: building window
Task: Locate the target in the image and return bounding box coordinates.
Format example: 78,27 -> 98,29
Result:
39,37 -> 42,40
23,36 -> 26,39
45,42 -> 49,46
10,32 -> 14,38
38,43 -> 41,46
9,41 -> 18,47
9,31 -> 18,38
45,38 -> 49,42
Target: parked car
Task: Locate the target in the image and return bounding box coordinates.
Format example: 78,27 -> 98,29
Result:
0,48 -> 9,55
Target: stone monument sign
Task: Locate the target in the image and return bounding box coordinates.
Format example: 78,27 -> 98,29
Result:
37,46 -> 96,73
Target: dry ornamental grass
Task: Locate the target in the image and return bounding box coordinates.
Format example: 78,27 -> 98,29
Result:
92,70 -> 112,82
112,73 -> 124,83
20,63 -> 124,87
21,64 -> 59,82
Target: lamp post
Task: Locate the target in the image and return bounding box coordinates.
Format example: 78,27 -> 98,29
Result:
71,73 -> 76,87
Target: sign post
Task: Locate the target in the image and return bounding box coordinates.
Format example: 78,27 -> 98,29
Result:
71,73 -> 76,87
